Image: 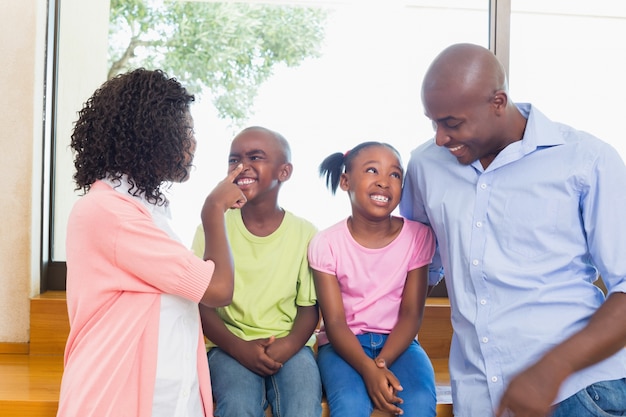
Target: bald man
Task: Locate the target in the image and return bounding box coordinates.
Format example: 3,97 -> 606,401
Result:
400,43 -> 626,417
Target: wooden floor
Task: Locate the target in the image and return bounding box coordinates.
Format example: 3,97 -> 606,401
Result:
0,292 -> 454,417
0,354 -> 63,417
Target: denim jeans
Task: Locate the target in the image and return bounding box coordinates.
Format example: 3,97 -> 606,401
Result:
551,378 -> 626,417
317,333 -> 436,417
208,346 -> 322,417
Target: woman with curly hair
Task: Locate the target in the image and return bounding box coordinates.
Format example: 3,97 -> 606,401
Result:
56,68 -> 246,417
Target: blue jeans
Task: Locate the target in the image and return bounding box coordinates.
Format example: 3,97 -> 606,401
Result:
551,378 -> 626,417
317,333 -> 436,417
208,346 -> 322,417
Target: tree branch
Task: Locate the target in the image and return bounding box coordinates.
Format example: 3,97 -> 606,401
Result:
108,37 -> 154,80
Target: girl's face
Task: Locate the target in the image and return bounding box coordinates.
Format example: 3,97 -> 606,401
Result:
340,145 -> 403,220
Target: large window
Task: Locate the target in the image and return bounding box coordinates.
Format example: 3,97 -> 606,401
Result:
46,0 -> 626,290
46,0 -> 489,289
509,1 -> 626,158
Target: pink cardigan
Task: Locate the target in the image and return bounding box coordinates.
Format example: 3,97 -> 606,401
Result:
57,181 -> 215,417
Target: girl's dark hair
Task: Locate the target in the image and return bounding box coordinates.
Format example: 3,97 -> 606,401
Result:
318,141 -> 402,194
70,68 -> 195,204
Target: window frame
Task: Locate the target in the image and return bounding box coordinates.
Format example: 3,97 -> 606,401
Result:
41,0 -> 511,292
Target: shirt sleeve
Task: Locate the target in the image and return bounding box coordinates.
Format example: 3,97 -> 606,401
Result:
407,222 -> 437,272
109,199 -> 214,302
307,231 -> 336,276
582,142 -> 626,295
295,223 -> 319,307
401,156 -> 444,287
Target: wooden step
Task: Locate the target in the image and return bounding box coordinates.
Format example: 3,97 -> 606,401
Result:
27,292 -> 452,359
0,354 -> 63,417
30,291 -> 69,355
0,292 -> 453,417
420,297 -> 453,359
0,353 -> 451,417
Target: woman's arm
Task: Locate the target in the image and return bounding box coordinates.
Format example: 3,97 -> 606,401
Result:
199,165 -> 246,307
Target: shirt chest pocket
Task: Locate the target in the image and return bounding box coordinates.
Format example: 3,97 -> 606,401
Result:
500,196 -> 560,259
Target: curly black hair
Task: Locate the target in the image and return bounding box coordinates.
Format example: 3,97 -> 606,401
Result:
70,68 -> 195,205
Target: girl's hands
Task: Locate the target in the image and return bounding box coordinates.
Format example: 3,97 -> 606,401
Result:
363,358 -> 404,415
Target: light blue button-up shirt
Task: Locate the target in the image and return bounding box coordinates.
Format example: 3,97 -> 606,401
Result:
400,104 -> 626,417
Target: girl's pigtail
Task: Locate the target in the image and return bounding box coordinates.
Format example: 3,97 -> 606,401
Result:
318,152 -> 345,194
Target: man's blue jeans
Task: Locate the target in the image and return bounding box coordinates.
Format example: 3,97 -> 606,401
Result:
208,346 -> 322,417
551,378 -> 626,417
317,333 -> 436,417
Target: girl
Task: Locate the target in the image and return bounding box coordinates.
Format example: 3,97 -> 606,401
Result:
308,142 -> 437,417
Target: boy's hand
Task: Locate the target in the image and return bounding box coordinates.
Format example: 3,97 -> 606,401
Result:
203,164 -> 246,214
232,336 -> 283,377
264,336 -> 294,364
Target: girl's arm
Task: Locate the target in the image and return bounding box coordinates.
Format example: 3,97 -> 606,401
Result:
313,269 -> 403,414
376,265 -> 429,367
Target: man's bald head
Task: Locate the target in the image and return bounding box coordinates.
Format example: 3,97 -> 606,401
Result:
419,44 -> 526,168
422,43 -> 508,103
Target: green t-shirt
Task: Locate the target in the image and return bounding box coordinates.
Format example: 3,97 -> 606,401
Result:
191,209 -> 318,347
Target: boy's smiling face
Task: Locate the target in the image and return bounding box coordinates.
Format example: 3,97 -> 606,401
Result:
227,129 -> 292,204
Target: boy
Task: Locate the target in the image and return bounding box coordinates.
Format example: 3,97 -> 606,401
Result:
192,126 -> 322,417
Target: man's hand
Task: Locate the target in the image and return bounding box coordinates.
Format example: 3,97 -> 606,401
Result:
496,358 -> 565,417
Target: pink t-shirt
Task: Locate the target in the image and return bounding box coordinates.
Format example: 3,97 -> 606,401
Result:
308,217 -> 435,345
57,180 -> 215,417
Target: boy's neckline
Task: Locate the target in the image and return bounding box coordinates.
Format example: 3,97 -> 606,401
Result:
240,207 -> 285,237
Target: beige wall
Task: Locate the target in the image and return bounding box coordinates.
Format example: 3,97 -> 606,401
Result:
0,0 -> 108,343
0,0 -> 46,342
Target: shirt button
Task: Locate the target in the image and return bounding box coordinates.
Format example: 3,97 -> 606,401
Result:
476,221 -> 483,227
491,376 -> 498,383
480,299 -> 487,305
482,337 -> 489,343
480,183 -> 487,189
472,259 -> 479,266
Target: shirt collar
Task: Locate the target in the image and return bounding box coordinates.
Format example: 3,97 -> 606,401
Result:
101,174 -> 171,219
473,103 -> 566,173
518,103 -> 566,149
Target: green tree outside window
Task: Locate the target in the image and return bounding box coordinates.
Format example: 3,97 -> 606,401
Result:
109,0 -> 328,125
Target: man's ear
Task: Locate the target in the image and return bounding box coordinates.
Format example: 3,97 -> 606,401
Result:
278,162 -> 293,182
491,90 -> 508,112
339,172 -> 350,191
